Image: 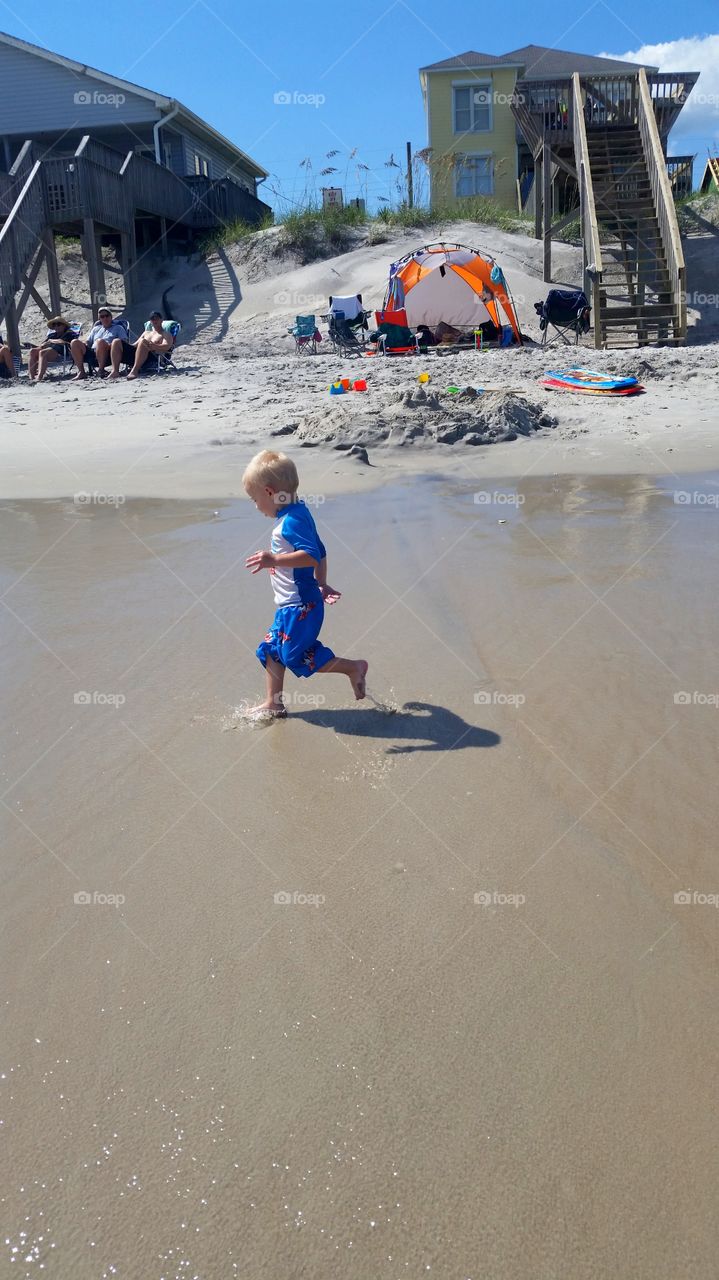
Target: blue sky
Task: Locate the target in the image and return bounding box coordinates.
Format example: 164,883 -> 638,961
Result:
3,0 -> 718,206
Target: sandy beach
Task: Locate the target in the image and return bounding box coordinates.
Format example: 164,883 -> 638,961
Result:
2,217 -> 719,500
2,468 -> 719,1278
2,218 -> 719,1279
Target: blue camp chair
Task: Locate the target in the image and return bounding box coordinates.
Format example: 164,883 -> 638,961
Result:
142,319 -> 182,372
289,315 -> 320,355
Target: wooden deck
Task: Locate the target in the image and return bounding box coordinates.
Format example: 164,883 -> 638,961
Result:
0,133 -> 272,346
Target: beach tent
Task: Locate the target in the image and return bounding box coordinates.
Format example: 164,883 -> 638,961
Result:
382,242 -> 522,342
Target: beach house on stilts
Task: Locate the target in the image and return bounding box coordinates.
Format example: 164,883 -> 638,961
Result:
0,30 -> 271,354
420,45 -> 698,348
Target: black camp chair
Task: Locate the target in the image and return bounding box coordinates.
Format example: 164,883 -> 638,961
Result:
325,311 -> 366,357
534,288 -> 591,346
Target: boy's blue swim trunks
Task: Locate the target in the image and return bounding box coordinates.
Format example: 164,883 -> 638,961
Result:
257,598 -> 335,678
256,500 -> 335,677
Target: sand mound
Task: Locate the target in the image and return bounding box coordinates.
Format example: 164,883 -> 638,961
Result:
291,386 -> 555,450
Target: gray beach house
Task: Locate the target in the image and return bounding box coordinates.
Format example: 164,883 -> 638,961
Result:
0,30 -> 271,349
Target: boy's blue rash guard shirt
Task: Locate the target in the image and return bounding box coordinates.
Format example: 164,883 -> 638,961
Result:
269,502 -> 326,605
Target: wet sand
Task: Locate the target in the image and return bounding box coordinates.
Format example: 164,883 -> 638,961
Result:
2,473 -> 718,1278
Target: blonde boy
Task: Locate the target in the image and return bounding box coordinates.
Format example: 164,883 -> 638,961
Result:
243,450 -> 367,717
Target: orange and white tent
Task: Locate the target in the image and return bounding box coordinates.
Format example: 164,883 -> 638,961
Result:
382,242 -> 522,342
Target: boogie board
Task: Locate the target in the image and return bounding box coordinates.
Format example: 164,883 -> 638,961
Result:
541,377 -> 644,396
545,368 -> 639,391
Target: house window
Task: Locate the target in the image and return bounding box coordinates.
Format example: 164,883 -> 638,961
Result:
193,152 -> 210,177
455,154 -> 494,198
453,83 -> 492,134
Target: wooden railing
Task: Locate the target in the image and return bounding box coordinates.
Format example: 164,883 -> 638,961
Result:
644,73 -> 696,136
0,140 -> 35,219
666,155 -> 694,199
184,175 -> 272,228
637,67 -> 686,340
75,136 -> 126,172
511,80 -> 572,151
572,73 -> 603,346
121,150 -> 196,223
512,71 -> 698,145
0,158 -> 46,320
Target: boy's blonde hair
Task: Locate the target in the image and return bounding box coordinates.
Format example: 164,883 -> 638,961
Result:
243,450 -> 299,497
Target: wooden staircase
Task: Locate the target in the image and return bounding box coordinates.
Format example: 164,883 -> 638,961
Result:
570,68 -> 687,349
586,126 -> 678,347
511,67 -> 694,349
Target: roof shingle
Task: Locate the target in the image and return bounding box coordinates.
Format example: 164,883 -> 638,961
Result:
421,43 -> 656,75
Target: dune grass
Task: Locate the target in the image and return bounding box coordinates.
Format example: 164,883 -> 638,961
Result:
203,197 -> 533,261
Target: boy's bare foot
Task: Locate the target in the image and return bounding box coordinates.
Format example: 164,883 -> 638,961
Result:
350,660 -> 368,700
245,700 -> 287,720
71,372 -> 86,381
126,371 -> 138,381
107,371 -> 120,381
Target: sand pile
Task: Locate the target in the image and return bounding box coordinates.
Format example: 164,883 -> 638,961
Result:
289,386 -> 556,450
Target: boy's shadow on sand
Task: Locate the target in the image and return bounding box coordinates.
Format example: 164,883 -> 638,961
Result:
293,700 -> 500,754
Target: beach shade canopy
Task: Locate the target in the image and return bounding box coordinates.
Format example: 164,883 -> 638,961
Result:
382,242 -> 522,342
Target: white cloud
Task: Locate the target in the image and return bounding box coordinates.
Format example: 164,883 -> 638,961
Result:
600,34 -> 719,152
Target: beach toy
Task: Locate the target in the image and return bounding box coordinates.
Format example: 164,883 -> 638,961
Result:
417,372 -> 431,384
340,377 -> 351,391
446,385 -> 460,395
329,382 -> 346,395
353,378 -> 367,392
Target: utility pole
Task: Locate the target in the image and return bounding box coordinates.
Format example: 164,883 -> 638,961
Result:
406,141 -> 413,208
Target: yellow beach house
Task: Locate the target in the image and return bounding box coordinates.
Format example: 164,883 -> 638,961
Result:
419,44 -> 655,212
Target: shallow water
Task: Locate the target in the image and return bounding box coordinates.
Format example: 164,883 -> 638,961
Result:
1,474 -> 718,1278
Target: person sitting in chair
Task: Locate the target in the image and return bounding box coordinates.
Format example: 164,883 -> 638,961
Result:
70,308 -> 132,380
126,312 -> 174,381
28,317 -> 76,381
0,333 -> 16,379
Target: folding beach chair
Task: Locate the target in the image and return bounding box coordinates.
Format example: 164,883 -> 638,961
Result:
42,322 -> 82,377
534,289 -> 591,346
289,315 -> 320,355
142,320 -> 182,373
324,294 -> 369,356
372,308 -> 420,357
83,318 -> 133,376
59,324 -> 82,374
